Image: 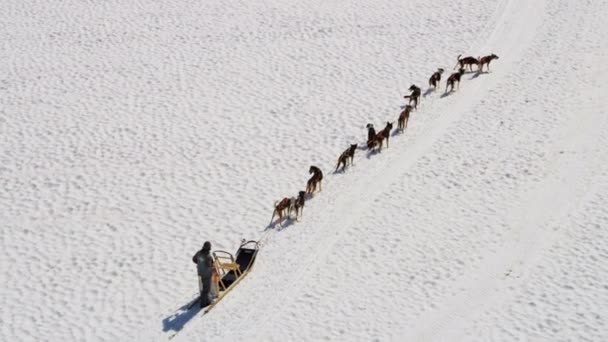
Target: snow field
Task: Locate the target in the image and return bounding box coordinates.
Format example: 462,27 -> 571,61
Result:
2,0 -> 607,341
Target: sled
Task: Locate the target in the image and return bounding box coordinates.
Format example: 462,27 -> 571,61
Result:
186,240 -> 259,312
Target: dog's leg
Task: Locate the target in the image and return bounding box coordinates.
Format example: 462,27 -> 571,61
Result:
270,209 -> 277,226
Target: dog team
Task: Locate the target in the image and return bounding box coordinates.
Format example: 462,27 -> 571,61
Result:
270,53 -> 499,227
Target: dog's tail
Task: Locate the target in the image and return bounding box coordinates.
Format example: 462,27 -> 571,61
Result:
454,54 -> 462,69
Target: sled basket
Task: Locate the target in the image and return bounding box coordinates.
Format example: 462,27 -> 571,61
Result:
212,240 -> 259,291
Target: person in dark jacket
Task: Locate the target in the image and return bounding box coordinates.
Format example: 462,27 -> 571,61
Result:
192,241 -> 214,308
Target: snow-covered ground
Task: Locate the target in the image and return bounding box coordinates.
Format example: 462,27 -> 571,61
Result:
2,0 -> 607,341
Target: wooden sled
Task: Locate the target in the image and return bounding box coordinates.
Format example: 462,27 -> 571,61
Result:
203,240 -> 259,313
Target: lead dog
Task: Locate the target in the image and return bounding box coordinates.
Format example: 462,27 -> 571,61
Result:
454,54 -> 479,72
479,53 -> 499,72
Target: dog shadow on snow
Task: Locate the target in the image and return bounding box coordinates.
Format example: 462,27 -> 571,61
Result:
265,216 -> 297,231
366,148 -> 384,159
470,71 -> 484,79
440,91 -> 455,99
161,296 -> 202,335
423,88 -> 435,97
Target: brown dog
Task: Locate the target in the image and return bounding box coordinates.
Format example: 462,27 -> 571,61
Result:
306,165 -> 323,194
369,121 -> 394,152
454,54 -> 479,72
446,68 -> 465,93
479,53 -> 499,72
294,191 -> 306,221
270,197 -> 293,227
403,84 -> 421,109
398,105 -> 413,132
428,68 -> 444,89
335,144 -> 358,172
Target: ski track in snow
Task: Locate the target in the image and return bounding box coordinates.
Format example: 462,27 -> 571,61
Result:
2,0 -> 607,341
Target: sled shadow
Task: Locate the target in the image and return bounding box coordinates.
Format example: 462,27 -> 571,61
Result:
162,296 -> 202,334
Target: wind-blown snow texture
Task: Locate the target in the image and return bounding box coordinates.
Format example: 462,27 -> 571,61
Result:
1,0 -> 607,341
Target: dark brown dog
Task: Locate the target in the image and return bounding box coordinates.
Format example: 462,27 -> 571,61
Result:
369,121 -> 393,152
454,54 -> 479,72
366,123 -> 376,143
446,68 -> 465,93
294,191 -> 306,221
270,197 -> 293,227
479,53 -> 499,72
306,165 -> 323,194
428,68 -> 444,89
398,105 -> 413,132
403,84 -> 421,109
335,144 -> 358,172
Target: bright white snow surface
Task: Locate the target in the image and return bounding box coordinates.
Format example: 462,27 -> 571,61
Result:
2,0 -> 607,341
